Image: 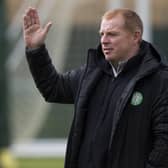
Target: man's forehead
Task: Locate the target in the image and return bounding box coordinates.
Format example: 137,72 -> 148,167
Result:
100,17 -> 125,31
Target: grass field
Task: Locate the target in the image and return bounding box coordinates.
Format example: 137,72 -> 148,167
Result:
18,158 -> 64,168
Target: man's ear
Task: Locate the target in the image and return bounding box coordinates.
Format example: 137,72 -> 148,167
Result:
133,30 -> 142,44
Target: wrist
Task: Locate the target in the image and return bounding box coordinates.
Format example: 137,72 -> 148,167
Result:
26,43 -> 45,50
26,44 -> 45,52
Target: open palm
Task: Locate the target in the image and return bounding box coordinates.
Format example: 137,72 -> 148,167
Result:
23,7 -> 52,49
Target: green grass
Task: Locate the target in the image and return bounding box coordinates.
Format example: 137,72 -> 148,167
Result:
18,158 -> 64,168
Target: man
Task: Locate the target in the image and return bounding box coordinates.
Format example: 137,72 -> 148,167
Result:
23,8 -> 168,168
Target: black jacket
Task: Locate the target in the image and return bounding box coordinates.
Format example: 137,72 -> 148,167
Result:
26,41 -> 168,168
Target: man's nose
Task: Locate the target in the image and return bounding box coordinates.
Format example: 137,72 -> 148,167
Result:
101,35 -> 109,44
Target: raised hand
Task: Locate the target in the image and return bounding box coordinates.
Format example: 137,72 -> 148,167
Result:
23,7 -> 52,49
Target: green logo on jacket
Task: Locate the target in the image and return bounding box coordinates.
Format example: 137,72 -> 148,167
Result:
131,91 -> 143,106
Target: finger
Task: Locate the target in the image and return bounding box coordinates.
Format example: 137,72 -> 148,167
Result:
26,15 -> 32,27
43,22 -> 52,36
24,9 -> 32,27
25,7 -> 36,26
23,15 -> 30,29
25,7 -> 33,18
33,9 -> 40,25
30,8 -> 40,25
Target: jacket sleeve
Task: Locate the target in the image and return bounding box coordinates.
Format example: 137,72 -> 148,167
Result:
146,89 -> 168,168
26,44 -> 85,104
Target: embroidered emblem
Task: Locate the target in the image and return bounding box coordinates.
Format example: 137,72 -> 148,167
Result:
131,91 -> 143,106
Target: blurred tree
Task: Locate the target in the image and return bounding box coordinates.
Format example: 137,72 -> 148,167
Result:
0,0 -> 10,149
0,0 -> 18,167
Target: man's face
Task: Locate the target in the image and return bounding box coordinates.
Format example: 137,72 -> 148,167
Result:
100,15 -> 138,63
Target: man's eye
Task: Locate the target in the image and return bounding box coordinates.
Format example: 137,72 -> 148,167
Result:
109,33 -> 118,36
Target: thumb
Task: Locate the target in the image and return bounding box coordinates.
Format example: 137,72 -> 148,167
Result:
43,21 -> 52,35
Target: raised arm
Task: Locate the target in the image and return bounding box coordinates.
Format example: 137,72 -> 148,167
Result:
23,8 -> 85,104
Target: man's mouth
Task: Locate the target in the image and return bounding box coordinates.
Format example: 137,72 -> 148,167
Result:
103,48 -> 113,54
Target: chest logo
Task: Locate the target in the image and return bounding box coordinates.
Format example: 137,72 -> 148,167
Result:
131,91 -> 143,106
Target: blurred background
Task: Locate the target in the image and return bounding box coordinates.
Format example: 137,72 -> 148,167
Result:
0,0 -> 168,167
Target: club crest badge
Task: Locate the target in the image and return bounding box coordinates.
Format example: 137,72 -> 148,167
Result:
131,91 -> 143,106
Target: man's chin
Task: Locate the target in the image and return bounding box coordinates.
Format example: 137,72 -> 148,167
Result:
104,55 -> 115,62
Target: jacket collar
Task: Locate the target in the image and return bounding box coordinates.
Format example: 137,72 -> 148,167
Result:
87,40 -> 165,78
